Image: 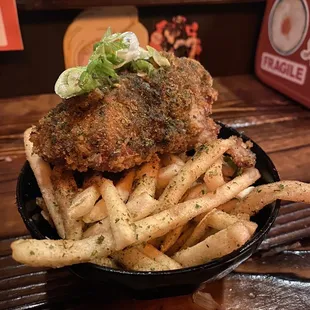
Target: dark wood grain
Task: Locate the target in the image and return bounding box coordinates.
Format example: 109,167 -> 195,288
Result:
16,0 -> 265,10
1,235 -> 310,309
0,75 -> 310,309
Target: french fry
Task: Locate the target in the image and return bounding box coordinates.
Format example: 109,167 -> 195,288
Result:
232,181 -> 310,216
182,183 -> 208,201
137,243 -> 182,270
161,154 -> 185,167
36,196 -> 55,227
112,247 -> 167,271
236,213 -> 250,221
194,197 -> 239,224
11,234 -> 115,268
192,213 -> 206,223
160,225 -> 184,253
217,199 -> 238,213
115,169 -> 136,202
129,156 -> 160,201
236,186 -> 255,199
51,167 -> 83,240
83,192 -> 158,228
157,138 -> 236,211
182,219 -> 212,249
184,209 -> 257,250
90,257 -> 118,268
166,224 -> 196,256
83,172 -> 137,224
82,217 -> 111,238
69,185 -> 100,219
101,179 -> 136,250
177,152 -> 189,163
173,222 -> 252,267
201,209 -> 257,234
148,236 -> 165,249
134,168 -> 261,243
126,192 -> 159,221
85,193 -> 159,243
82,199 -> 107,224
82,194 -> 158,239
157,163 -> 183,191
201,228 -> 218,240
203,157 -> 225,191
24,128 -> 65,239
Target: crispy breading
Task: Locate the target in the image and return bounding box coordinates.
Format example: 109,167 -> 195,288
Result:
30,54 -> 219,172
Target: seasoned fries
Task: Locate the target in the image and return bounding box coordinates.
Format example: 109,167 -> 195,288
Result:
203,157 -> 225,191
137,243 -> 182,270
129,156 -> 160,201
160,225 -> 184,253
161,154 -> 185,167
82,199 -> 107,223
101,179 -> 136,250
12,130 -> 310,272
173,222 -> 252,267
83,194 -> 159,238
134,168 -> 260,242
11,234 -> 115,268
113,247 -> 167,271
184,183 -> 208,201
167,223 -> 195,256
91,257 -> 118,268
69,185 -> 100,219
83,173 -> 135,224
51,167 -> 83,240
178,209 -> 256,250
83,218 -> 111,238
157,163 -> 183,191
157,138 -> 236,211
126,193 -> 159,221
115,170 -> 136,202
231,181 -> 310,216
217,199 -> 238,213
24,128 -> 65,239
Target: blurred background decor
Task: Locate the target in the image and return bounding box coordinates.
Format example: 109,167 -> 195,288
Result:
149,15 -> 202,59
0,2 -> 265,98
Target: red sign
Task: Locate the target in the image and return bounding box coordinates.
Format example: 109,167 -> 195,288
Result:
0,0 -> 23,51
256,0 -> 310,108
261,52 -> 307,85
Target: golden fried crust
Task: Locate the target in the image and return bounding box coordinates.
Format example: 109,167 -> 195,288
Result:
30,54 -> 219,172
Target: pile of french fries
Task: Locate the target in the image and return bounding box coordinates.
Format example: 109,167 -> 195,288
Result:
11,128 -> 310,271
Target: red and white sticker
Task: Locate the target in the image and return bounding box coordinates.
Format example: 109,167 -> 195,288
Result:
301,39 -> 310,65
0,0 -> 23,51
261,52 -> 307,85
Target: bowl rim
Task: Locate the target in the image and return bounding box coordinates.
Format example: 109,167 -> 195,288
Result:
16,123 -> 280,277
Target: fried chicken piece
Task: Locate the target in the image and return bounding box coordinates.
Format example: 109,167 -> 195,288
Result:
227,137 -> 256,168
30,54 -> 219,172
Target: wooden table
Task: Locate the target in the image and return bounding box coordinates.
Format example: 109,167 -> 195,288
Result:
1,75 -> 309,309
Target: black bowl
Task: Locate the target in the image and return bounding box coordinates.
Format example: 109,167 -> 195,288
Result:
16,124 -> 280,299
